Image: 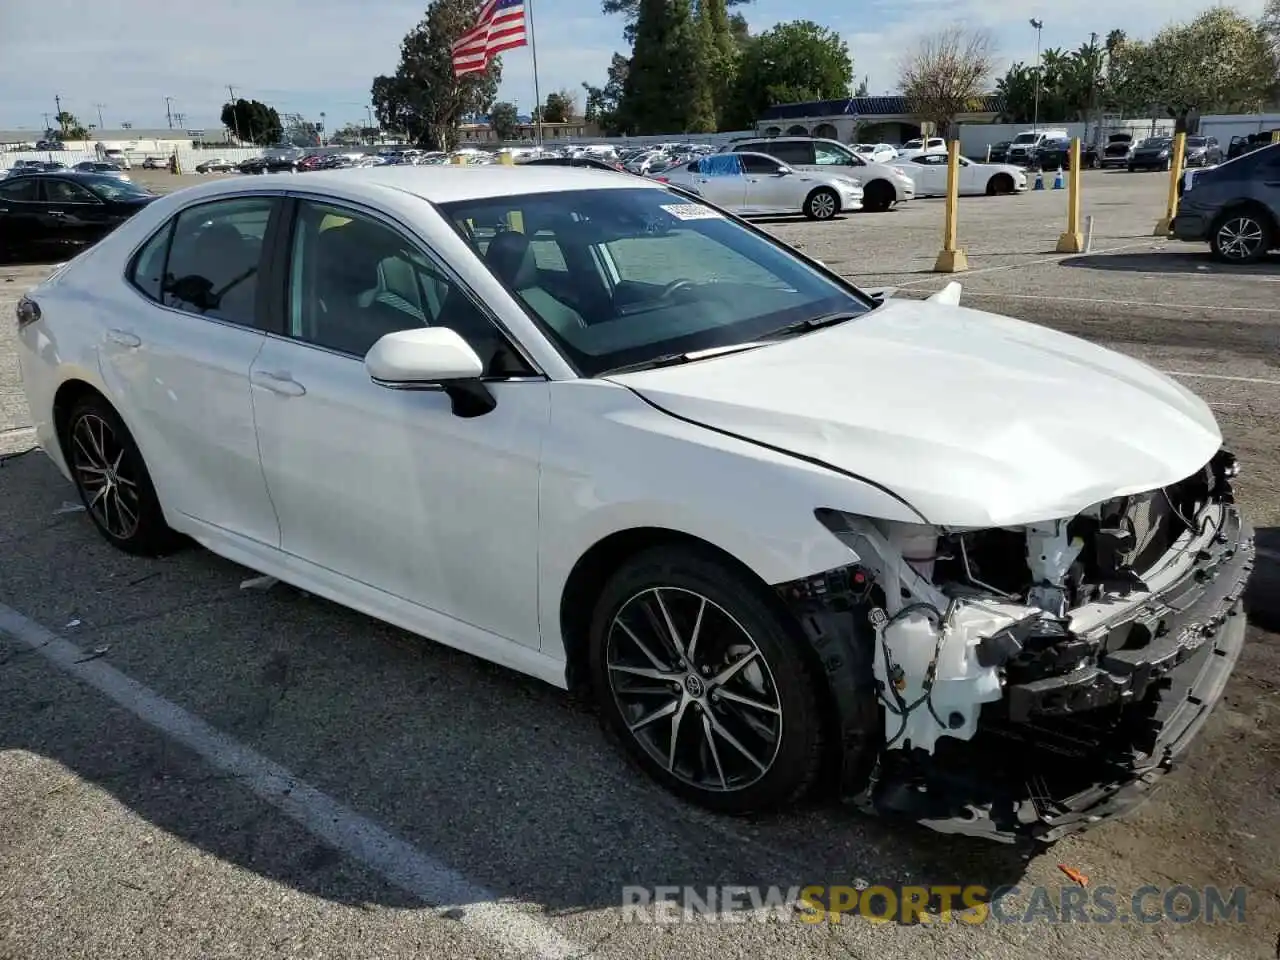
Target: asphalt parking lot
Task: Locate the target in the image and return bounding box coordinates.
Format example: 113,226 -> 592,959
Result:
1,167 -> 1277,960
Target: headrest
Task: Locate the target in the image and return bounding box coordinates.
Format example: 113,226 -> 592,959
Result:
484,230 -> 536,290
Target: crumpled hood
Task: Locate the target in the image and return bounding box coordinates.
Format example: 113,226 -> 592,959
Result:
607,299 -> 1222,528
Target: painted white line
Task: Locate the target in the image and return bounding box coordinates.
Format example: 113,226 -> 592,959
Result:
1161,371 -> 1280,386
894,240 -> 1155,287
0,603 -> 582,960
958,292 -> 1280,314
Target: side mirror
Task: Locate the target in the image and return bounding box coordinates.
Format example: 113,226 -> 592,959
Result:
366,327 -> 497,418
366,327 -> 483,384
777,166 -> 793,175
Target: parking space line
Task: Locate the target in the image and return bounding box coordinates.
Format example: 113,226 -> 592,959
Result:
894,240 -> 1154,287
1161,371 -> 1280,386
956,292 -> 1280,314
0,603 -> 583,960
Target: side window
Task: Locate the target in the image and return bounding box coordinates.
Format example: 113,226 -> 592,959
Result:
0,178 -> 38,202
128,223 -> 173,302
814,142 -> 854,165
45,180 -> 100,204
287,200 -> 522,373
767,141 -> 813,165
163,197 -> 274,325
741,154 -> 783,175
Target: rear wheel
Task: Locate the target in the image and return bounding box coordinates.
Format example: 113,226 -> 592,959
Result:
588,546 -> 828,814
1210,207 -> 1273,264
861,180 -> 895,212
986,173 -> 1014,196
804,187 -> 839,221
61,396 -> 183,556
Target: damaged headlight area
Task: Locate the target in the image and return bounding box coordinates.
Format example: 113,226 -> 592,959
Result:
779,449 -> 1254,843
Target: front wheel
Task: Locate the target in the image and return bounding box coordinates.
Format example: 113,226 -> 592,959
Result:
861,180 -> 895,212
986,173 -> 1014,196
62,396 -> 183,556
1210,208 -> 1273,264
804,187 -> 839,221
588,546 -> 828,814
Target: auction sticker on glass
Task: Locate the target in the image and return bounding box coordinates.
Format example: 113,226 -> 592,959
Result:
660,204 -> 722,221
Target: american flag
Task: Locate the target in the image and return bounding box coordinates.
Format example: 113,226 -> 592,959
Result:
451,0 -> 528,77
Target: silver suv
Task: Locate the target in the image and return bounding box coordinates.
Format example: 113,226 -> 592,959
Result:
720,137 -> 915,212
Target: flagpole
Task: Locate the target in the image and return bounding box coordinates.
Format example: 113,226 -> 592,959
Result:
526,0 -> 544,148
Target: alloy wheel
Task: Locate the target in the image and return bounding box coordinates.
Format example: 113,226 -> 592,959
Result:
606,587 -> 783,792
1216,217 -> 1265,261
809,191 -> 836,219
69,413 -> 142,540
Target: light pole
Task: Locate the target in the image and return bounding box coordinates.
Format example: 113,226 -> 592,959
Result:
165,97 -> 175,129
1030,18 -> 1044,133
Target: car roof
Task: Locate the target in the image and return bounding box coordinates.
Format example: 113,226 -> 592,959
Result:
168,165 -> 665,204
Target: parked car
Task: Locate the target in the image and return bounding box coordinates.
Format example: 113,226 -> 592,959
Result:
657,151 -> 863,218
1183,135 -> 1224,167
987,141 -> 1011,163
719,137 -> 913,212
14,166 -> 1253,844
1173,142 -> 1279,263
851,143 -> 899,164
0,172 -> 157,260
237,157 -> 268,175
898,136 -> 947,156
522,156 -> 627,172
6,161 -> 67,176
1005,128 -> 1069,166
73,161 -> 130,179
1033,137 -> 1101,170
1128,137 -> 1178,171
1100,133 -> 1133,168
142,156 -> 166,170
195,157 -> 237,173
103,149 -> 132,170
1226,131 -> 1280,161
889,151 -> 1028,196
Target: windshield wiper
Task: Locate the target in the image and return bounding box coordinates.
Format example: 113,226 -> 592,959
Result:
599,342 -> 764,376
760,311 -> 861,340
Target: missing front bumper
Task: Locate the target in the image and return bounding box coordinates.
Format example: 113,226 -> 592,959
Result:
780,505 -> 1255,844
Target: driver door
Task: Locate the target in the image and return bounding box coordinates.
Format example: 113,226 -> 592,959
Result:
910,155 -> 949,195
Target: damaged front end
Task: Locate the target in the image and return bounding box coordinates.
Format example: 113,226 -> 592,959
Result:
777,449 -> 1254,843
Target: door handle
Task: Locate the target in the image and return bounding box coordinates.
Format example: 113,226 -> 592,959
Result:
105,329 -> 141,348
251,370 -> 306,397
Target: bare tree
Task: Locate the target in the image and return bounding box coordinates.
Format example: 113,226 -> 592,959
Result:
899,27 -> 997,138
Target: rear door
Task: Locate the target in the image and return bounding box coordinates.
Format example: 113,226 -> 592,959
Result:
0,176 -> 43,249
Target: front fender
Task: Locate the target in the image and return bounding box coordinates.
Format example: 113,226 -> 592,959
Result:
536,380 -> 922,661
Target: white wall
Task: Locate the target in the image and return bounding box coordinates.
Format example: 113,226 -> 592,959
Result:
956,118 -> 1177,157
0,147 -> 265,171
1198,113 -> 1280,143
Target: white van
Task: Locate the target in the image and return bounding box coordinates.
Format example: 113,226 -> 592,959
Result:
103,148 -> 131,170
899,136 -> 946,156
1005,129 -> 1069,166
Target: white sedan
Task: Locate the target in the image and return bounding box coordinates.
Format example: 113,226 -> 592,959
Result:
15,166 -> 1252,843
852,143 -> 899,164
654,151 -> 862,219
890,151 -> 1028,196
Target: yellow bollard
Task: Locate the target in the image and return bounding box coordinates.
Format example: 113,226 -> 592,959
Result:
1055,138 -> 1084,253
1154,132 -> 1187,236
1273,130 -> 1280,144
499,151 -> 514,165
932,140 -> 968,273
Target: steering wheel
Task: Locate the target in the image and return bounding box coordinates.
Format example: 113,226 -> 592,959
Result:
658,278 -> 700,300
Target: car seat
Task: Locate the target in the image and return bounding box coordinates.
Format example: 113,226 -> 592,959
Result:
483,230 -> 585,336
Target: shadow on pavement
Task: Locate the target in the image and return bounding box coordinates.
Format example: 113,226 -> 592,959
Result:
0,450 -> 1032,920
1059,250 -> 1280,275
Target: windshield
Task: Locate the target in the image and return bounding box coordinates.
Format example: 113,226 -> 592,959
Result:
82,176 -> 152,201
437,187 -> 873,377
1142,138 -> 1172,147
1187,137 -> 1208,147
1012,133 -> 1039,144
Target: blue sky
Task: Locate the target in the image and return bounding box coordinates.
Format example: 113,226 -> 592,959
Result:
0,0 -> 1267,133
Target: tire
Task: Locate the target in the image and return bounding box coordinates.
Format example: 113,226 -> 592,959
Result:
587,545 -> 828,814
1089,153 -> 1101,169
861,180 -> 895,212
1127,164 -> 1135,172
1209,207 -> 1273,264
61,396 -> 183,556
985,173 -> 1014,196
1162,157 -> 1172,171
804,187 -> 839,221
